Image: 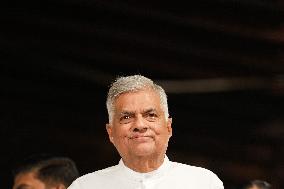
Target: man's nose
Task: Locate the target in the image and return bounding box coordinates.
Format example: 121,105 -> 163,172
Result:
132,115 -> 148,132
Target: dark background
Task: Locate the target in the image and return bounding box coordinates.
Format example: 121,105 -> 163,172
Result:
1,0 -> 284,189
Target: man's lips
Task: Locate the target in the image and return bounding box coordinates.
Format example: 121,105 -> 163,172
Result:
129,135 -> 153,140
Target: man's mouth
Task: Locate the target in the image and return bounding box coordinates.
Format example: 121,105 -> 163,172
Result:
129,135 -> 153,141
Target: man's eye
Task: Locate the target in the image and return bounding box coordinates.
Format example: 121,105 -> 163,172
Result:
121,115 -> 130,120
146,113 -> 158,121
149,113 -> 157,118
119,115 -> 133,124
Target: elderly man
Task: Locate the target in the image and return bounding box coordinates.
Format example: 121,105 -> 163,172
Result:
13,155 -> 79,189
69,75 -> 223,189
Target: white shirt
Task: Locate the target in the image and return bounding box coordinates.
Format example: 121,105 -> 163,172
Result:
68,156 -> 224,189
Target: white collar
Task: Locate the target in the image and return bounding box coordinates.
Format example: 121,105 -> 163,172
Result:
118,155 -> 171,181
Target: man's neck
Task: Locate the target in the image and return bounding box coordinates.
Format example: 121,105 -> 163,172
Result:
122,154 -> 165,173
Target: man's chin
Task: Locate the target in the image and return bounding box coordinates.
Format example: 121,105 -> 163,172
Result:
131,136 -> 154,143
131,145 -> 155,156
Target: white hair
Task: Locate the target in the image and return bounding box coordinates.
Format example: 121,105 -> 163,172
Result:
106,75 -> 169,123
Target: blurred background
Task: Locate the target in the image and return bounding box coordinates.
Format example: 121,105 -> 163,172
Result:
1,0 -> 284,188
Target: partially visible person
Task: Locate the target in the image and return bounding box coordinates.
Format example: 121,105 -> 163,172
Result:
12,155 -> 79,189
243,180 -> 271,189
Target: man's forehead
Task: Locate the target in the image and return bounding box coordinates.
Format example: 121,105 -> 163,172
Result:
14,172 -> 45,189
15,172 -> 36,182
119,108 -> 158,114
112,89 -> 162,111
115,89 -> 160,101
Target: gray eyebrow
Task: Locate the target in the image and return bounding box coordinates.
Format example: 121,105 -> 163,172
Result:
120,111 -> 135,115
143,108 -> 157,113
118,108 -> 158,117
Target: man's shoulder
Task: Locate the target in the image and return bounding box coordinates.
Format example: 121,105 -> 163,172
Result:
95,164 -> 120,175
170,161 -> 218,177
76,164 -> 120,182
168,161 -> 223,188
68,165 -> 121,189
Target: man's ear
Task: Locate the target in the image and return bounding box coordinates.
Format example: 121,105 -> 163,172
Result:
167,117 -> 173,137
106,123 -> 114,143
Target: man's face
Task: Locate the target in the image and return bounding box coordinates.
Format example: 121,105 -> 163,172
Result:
106,89 -> 172,159
13,172 -> 46,189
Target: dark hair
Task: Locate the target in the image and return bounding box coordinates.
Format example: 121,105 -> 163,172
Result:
13,154 -> 79,187
244,180 -> 271,189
